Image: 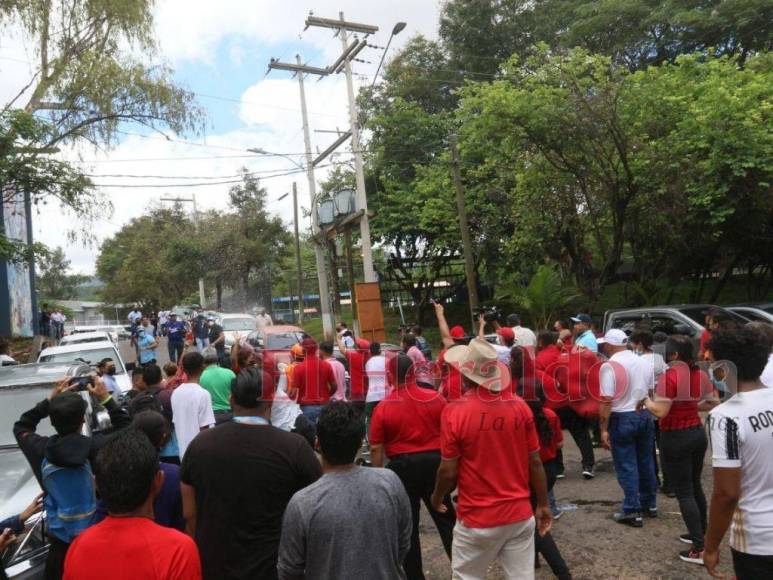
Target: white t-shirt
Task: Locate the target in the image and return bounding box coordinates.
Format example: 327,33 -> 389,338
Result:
709,388 -> 773,555
761,353 -> 773,388
365,355 -> 387,403
492,344 -> 511,366
271,390 -> 304,431
600,349 -> 653,412
512,326 -> 537,347
640,352 -> 667,389
327,358 -> 347,401
171,382 -> 215,458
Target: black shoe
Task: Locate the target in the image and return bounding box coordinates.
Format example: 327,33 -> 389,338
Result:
582,466 -> 595,480
613,512 -> 643,527
644,507 -> 658,518
679,533 -> 693,545
679,548 -> 704,565
661,485 -> 676,498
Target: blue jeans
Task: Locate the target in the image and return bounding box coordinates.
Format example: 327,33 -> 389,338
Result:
168,341 -> 184,365
196,337 -> 210,352
609,411 -> 657,514
301,405 -> 323,425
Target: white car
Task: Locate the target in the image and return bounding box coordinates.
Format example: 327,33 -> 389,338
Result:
37,341 -> 132,393
68,325 -> 127,342
59,330 -> 113,346
217,314 -> 258,350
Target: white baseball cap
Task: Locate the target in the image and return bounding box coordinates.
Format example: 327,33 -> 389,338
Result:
597,328 -> 628,346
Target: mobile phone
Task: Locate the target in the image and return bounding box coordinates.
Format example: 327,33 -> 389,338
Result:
68,376 -> 95,391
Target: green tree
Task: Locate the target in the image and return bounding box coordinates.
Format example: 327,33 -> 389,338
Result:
35,245 -> 87,300
1,0 -> 203,258
497,264 -> 580,329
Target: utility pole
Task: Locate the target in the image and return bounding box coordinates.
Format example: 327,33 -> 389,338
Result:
292,182 -> 304,324
449,135 -> 479,329
161,195 -> 206,308
335,11 -> 377,283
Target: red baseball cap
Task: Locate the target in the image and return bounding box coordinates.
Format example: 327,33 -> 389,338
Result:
497,327 -> 515,342
450,325 -> 465,339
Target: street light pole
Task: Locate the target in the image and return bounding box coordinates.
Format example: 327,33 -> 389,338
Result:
279,183 -> 305,325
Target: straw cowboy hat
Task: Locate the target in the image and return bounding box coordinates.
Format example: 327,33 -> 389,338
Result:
443,338 -> 508,392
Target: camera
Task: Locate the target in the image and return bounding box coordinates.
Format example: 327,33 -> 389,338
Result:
475,306 -> 501,324
68,375 -> 95,391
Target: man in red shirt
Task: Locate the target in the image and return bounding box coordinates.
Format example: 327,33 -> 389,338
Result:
290,337 -> 337,424
431,338 -> 551,579
63,429 -> 201,580
535,331 -> 561,371
337,335 -> 369,414
370,354 -> 456,579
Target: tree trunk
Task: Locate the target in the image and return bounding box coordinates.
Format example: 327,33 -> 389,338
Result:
216,280 -> 223,310
709,257 -> 739,304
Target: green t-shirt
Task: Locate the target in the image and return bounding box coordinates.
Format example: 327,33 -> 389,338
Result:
200,365 -> 236,412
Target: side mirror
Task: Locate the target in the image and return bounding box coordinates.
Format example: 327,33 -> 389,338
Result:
125,362 -> 136,372
672,323 -> 694,336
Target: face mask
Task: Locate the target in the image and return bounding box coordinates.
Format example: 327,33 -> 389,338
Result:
107,368 -> 116,375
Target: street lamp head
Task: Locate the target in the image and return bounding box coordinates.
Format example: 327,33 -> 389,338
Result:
277,193 -> 289,201
392,22 -> 407,36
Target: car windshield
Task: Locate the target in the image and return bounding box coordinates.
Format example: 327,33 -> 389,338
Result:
0,386 -> 54,446
267,333 -> 303,350
40,348 -> 124,373
63,336 -> 107,345
760,305 -> 773,315
222,318 -> 256,331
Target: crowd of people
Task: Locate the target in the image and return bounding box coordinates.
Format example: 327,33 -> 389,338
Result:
5,301 -> 773,580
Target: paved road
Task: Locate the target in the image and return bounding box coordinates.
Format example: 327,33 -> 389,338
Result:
419,434 -> 732,579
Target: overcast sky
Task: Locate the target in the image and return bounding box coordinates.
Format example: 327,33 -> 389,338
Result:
0,0 -> 442,274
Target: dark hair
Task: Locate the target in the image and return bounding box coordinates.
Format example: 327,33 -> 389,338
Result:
629,330 -> 654,349
95,429 -> 159,514
163,362 -> 177,377
141,363 -> 162,387
707,308 -> 732,325
370,342 -> 381,356
652,331 -> 668,344
411,325 -> 423,336
707,325 -> 769,382
317,402 -> 364,466
97,357 -> 113,368
402,334 -> 417,348
231,367 -> 270,409
537,331 -> 557,349
49,392 -> 88,435
132,411 -> 168,450
747,321 -> 773,353
507,313 -> 521,327
510,345 -> 525,383
182,352 -> 204,376
391,353 -> 414,386
319,341 -> 334,355
521,383 -> 553,448
665,335 -> 696,367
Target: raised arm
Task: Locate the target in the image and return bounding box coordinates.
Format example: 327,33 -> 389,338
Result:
433,301 -> 455,350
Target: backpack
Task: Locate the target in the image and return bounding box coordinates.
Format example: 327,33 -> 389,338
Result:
42,459 -> 98,543
128,389 -> 165,417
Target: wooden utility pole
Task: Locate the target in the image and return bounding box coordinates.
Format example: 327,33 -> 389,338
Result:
292,182 -> 304,324
449,134 -> 479,330
343,228 -> 359,332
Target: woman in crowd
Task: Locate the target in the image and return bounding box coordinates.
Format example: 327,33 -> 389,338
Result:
639,335 -> 719,566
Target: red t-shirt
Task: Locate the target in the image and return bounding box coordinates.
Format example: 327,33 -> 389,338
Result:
63,516 -> 201,580
291,355 -> 335,405
345,350 -> 367,402
699,329 -> 711,358
369,383 -> 447,457
535,345 -> 561,371
539,407 -> 564,463
438,348 -> 464,401
441,389 -> 539,528
656,365 -> 712,432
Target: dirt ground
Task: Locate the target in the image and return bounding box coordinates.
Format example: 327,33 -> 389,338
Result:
417,435 -> 733,579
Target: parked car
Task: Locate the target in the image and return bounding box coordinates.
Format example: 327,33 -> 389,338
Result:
727,304 -> 773,324
602,304 -> 749,348
68,325 -> 128,342
246,325 -> 309,373
0,362 -> 93,580
217,314 -> 258,351
37,341 -> 133,394
59,330 -> 113,346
